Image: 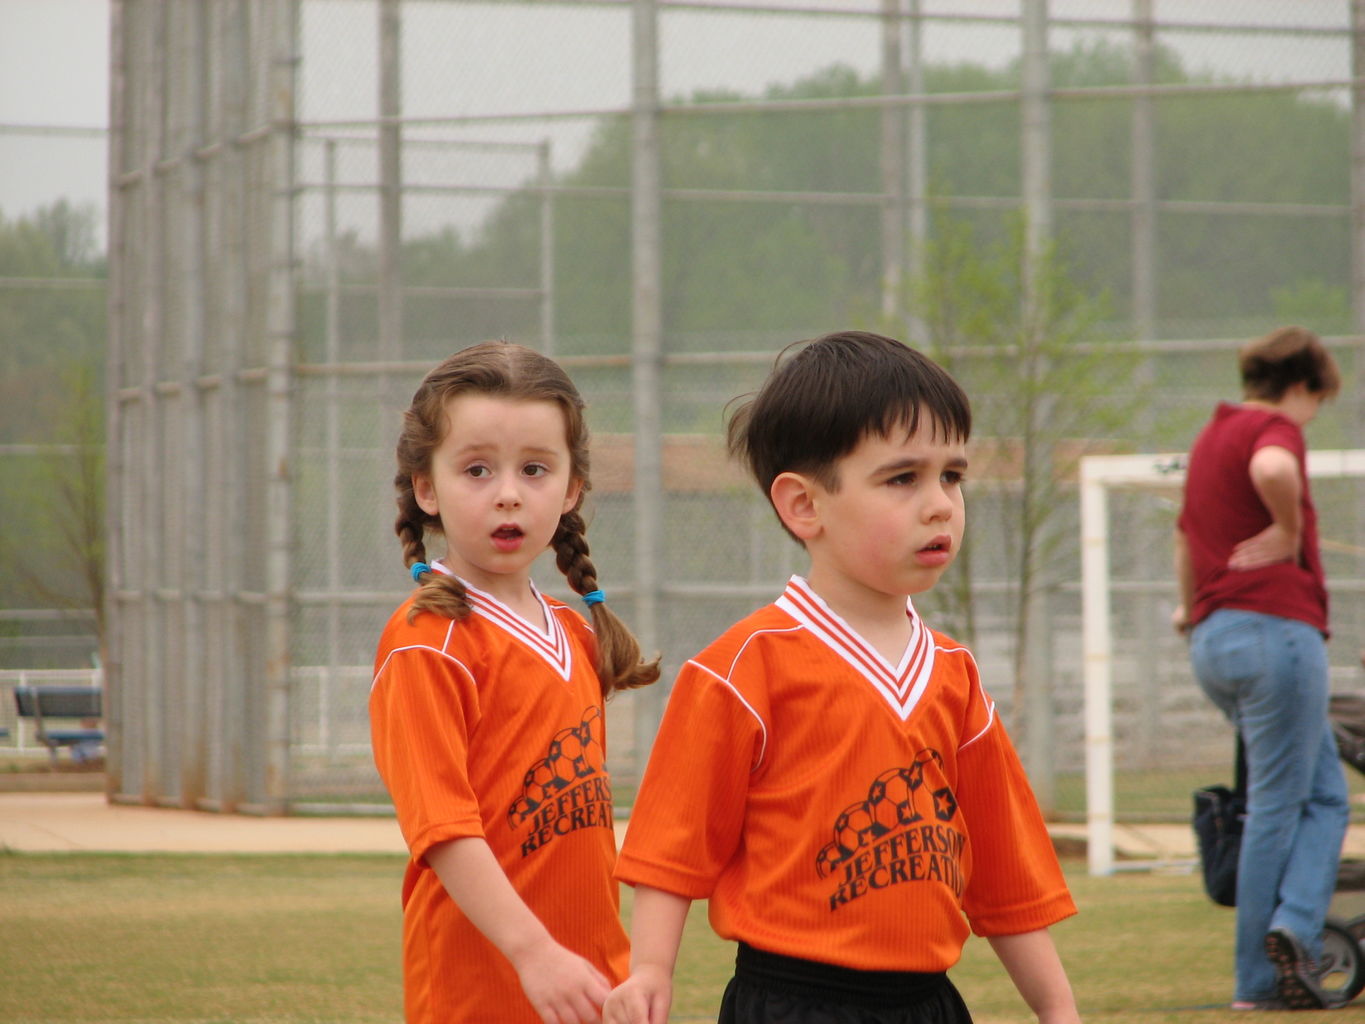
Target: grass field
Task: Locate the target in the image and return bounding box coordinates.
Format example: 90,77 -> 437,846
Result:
0,849 -> 1306,1024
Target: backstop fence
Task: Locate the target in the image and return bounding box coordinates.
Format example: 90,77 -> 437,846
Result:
9,0 -> 1364,819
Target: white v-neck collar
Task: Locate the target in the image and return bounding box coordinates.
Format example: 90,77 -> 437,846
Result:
431,562 -> 573,680
775,575 -> 935,721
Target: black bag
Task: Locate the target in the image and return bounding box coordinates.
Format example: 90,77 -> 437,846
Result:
1329,693 -> 1365,775
1192,737 -> 1246,908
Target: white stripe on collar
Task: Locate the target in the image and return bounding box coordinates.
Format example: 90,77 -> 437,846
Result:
775,575 -> 935,721
431,562 -> 573,680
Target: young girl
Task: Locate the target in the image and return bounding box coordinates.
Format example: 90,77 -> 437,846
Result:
370,341 -> 660,1024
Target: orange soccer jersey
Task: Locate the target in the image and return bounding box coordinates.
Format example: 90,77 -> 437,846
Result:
616,576 -> 1075,973
370,576 -> 629,1024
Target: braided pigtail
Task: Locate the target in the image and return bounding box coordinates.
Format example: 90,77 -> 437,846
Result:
553,510 -> 660,697
394,469 -> 472,623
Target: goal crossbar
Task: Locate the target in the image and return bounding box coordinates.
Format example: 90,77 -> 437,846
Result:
1079,449 -> 1365,876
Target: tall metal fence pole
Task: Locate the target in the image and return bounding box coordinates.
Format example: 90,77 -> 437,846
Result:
214,0 -> 250,812
1021,0 -> 1052,263
631,0 -> 665,777
903,0 -> 928,345
1351,0 -> 1365,645
325,138 -> 343,765
260,0 -> 299,813
1130,0 -> 1157,343
1128,0 -> 1162,770
1019,0 -> 1056,812
379,0 -> 403,360
539,140 -> 556,356
1355,0 -> 1365,339
177,4 -> 209,805
880,0 -> 905,324
137,4 -> 169,803
104,0 -> 129,802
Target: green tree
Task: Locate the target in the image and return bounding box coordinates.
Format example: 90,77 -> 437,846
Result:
0,202 -> 106,662
393,38 -> 1351,359
0,364 -> 106,632
901,210 -> 1136,811
0,201 -> 105,443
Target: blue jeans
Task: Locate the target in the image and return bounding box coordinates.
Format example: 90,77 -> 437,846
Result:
1190,609 -> 1349,1002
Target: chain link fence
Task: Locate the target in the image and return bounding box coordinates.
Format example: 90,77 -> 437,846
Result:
6,1 -> 1363,820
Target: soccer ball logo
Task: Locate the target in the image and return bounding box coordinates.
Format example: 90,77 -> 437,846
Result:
508,707 -> 604,827
815,748 -> 951,878
831,800 -> 883,858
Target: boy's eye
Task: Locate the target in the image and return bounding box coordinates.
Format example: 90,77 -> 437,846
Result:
888,472 -> 915,487
942,470 -> 965,486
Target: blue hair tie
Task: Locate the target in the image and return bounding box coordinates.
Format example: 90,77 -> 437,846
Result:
581,589 -> 606,607
410,562 -> 431,583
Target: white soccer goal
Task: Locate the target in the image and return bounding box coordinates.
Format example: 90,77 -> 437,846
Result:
1080,449 -> 1365,876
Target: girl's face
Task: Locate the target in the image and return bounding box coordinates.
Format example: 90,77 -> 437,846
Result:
413,393 -> 582,604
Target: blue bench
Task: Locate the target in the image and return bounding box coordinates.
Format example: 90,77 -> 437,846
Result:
13,685 -> 105,766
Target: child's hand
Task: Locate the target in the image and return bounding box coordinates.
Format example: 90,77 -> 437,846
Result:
602,966 -> 673,1024
512,937 -> 613,1024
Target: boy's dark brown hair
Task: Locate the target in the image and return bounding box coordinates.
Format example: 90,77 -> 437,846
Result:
394,340 -> 659,696
1239,326 -> 1341,401
727,331 -> 971,537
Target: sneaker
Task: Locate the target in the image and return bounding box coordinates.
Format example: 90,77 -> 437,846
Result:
1264,929 -> 1332,1010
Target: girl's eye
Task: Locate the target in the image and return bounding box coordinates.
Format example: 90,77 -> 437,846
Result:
466,465 -> 491,479
524,464 -> 549,478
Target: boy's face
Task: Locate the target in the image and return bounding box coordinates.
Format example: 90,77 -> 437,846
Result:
795,418 -> 967,605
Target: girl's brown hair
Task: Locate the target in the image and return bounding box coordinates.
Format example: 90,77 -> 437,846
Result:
394,340 -> 659,696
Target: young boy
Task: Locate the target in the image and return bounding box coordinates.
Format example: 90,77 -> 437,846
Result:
604,332 -> 1080,1024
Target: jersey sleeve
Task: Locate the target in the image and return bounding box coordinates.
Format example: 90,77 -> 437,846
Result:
370,643 -> 485,863
955,714 -> 1076,936
1251,416 -> 1305,461
615,659 -> 766,899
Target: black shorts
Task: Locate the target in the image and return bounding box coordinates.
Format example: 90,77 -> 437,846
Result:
718,943 -> 974,1024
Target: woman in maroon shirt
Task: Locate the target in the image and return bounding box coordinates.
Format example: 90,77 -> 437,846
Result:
1174,326 -> 1346,1010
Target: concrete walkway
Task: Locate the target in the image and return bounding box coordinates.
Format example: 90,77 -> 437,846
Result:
0,790 -> 1188,859
0,791 -> 409,854
6,791 -> 1365,864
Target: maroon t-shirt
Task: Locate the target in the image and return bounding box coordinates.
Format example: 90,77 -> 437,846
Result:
1177,402 -> 1328,634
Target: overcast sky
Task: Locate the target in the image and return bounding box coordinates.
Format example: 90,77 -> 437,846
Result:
0,0 -> 109,224
0,0 -> 1351,242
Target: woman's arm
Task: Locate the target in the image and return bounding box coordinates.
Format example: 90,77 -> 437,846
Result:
1229,444 -> 1303,570
1173,527 -> 1194,633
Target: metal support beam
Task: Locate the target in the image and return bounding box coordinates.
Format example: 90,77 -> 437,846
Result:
379,0 -> 403,360
259,0 -> 299,814
1130,0 -> 1156,342
1021,0 -> 1052,265
631,0 -> 664,777
903,0 -> 928,344
539,140 -> 556,355
880,0 -> 905,323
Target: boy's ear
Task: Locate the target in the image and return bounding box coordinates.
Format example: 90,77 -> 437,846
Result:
770,471 -> 822,542
413,472 -> 439,517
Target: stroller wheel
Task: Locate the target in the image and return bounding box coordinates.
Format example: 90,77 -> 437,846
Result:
1317,918 -> 1365,1005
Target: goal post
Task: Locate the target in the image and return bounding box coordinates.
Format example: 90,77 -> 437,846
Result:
1079,449 -> 1365,877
